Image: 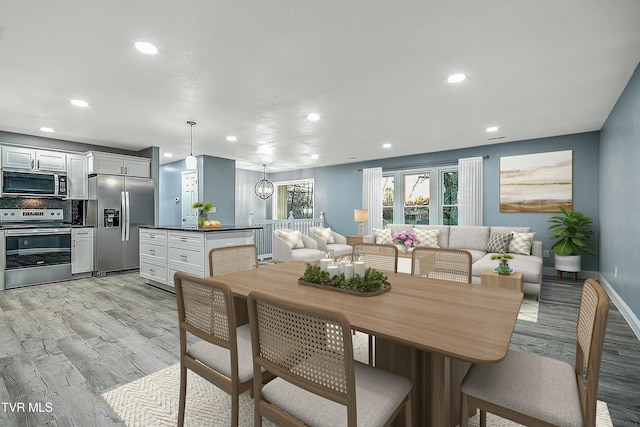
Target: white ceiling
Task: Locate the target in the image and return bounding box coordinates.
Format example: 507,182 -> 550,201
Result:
1,1 -> 639,172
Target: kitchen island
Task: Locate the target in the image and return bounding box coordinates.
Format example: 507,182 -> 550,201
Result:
138,225 -> 261,292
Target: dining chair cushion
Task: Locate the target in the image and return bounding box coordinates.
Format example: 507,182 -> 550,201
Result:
312,227 -> 335,244
461,350 -> 583,426
188,324 -> 255,383
262,360 -> 412,427
277,230 -> 305,249
413,228 -> 440,248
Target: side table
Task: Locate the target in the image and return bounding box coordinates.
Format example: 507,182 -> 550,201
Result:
480,269 -> 523,292
346,235 -> 364,246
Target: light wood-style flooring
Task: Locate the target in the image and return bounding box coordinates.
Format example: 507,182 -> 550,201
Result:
0,272 -> 638,426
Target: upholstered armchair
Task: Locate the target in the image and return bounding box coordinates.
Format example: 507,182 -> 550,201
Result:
272,229 -> 325,263
309,227 -> 353,257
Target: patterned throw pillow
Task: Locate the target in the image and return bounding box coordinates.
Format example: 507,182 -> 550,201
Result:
486,232 -> 512,253
312,227 -> 335,244
413,228 -> 440,248
373,228 -> 393,244
508,231 -> 536,255
278,230 -> 305,249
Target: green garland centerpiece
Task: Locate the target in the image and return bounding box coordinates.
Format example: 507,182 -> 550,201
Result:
300,263 -> 389,294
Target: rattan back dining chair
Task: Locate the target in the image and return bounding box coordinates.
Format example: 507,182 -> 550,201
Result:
352,243 -> 398,366
460,278 -> 610,427
209,244 -> 258,276
352,243 -> 398,273
174,272 -> 269,427
247,291 -> 413,427
411,247 -> 472,283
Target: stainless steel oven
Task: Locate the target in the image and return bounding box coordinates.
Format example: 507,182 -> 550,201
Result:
1,209 -> 72,289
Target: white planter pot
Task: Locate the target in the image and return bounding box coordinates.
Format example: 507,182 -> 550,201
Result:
555,254 -> 581,272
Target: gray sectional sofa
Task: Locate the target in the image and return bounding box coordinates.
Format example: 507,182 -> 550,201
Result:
364,225 -> 543,299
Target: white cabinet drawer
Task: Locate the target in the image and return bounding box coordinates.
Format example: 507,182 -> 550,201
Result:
140,229 -> 167,242
168,231 -> 204,246
168,266 -> 205,288
168,246 -> 204,271
140,241 -> 167,262
140,259 -> 167,284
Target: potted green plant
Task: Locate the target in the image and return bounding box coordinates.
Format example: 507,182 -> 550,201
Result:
547,207 -> 595,274
490,253 -> 514,275
192,201 -> 214,227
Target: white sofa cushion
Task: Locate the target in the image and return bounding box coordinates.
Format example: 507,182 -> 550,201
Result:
448,226 -> 490,251
373,228 -> 393,244
508,231 -> 537,255
413,228 -> 440,248
414,225 -> 450,248
278,230 -> 305,249
312,227 -> 335,244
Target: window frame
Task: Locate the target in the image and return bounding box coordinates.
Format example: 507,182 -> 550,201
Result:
271,178 -> 315,219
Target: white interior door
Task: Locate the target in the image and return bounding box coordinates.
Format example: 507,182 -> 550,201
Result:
181,171 -> 198,227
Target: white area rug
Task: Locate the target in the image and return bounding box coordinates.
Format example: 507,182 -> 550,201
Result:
102,332 -> 611,427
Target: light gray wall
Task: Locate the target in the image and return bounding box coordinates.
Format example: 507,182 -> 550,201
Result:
600,62 -> 640,322
158,162 -> 184,225
235,169 -> 269,226
201,155 -> 235,225
269,132 -> 600,272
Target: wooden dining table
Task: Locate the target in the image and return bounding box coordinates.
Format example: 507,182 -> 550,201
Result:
211,261 -> 523,427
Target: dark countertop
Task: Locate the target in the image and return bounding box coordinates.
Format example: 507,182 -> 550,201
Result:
139,225 -> 262,233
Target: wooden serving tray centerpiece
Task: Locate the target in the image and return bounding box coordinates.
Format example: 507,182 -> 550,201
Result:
298,264 -> 391,297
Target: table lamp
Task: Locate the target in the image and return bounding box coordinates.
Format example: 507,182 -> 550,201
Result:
354,209 -> 368,236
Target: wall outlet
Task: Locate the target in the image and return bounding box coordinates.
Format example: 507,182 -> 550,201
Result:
543,250 -> 549,258
212,206 -> 216,213
614,266 -> 618,278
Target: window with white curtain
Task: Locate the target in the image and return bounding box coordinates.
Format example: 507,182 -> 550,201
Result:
382,167 -> 458,225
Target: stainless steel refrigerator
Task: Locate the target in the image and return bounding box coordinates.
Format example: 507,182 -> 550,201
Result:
87,175 -> 155,275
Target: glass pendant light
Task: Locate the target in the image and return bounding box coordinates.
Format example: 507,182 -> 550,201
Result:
185,121 -> 197,170
254,164 -> 274,199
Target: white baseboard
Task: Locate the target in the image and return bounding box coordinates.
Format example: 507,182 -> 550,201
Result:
598,274 -> 640,342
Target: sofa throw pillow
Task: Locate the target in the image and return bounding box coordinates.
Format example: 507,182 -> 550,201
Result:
486,232 -> 512,253
312,227 -> 335,244
278,230 -> 305,249
413,228 -> 440,248
508,231 -> 536,255
373,228 -> 393,244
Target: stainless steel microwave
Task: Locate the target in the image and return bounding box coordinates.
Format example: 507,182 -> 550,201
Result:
1,169 -> 68,198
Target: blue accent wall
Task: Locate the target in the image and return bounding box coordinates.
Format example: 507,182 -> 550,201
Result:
158,162 -> 184,225
600,62 -> 640,322
270,132 -> 600,272
235,169 -> 269,225
201,155 -> 235,225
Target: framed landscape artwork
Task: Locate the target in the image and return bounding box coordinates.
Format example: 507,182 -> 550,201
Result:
500,150 -> 573,212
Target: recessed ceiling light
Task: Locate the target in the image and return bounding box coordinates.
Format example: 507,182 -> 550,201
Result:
382,143 -> 392,149
226,136 -> 237,142
447,73 -> 466,83
40,127 -> 55,133
307,113 -> 320,122
70,99 -> 89,107
310,154 -> 319,160
163,153 -> 173,158
486,126 -> 499,132
135,41 -> 158,55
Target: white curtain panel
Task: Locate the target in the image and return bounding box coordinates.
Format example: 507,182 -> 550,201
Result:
458,157 -> 484,226
362,167 -> 383,235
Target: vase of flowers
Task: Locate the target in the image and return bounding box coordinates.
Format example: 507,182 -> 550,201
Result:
491,253 -> 514,275
192,201 -> 214,227
393,229 -> 420,253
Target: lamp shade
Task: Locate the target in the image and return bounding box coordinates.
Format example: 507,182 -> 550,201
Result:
354,209 -> 369,223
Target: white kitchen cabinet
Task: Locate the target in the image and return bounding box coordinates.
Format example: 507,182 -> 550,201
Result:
139,227 -> 255,290
139,229 -> 168,285
2,146 -> 66,171
87,151 -> 151,177
66,154 -> 88,199
72,228 -> 94,274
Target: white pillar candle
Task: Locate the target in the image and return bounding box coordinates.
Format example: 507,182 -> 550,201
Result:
354,261 -> 365,277
327,265 -> 340,278
339,260 -> 346,274
320,259 -> 332,272
344,263 -> 354,280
